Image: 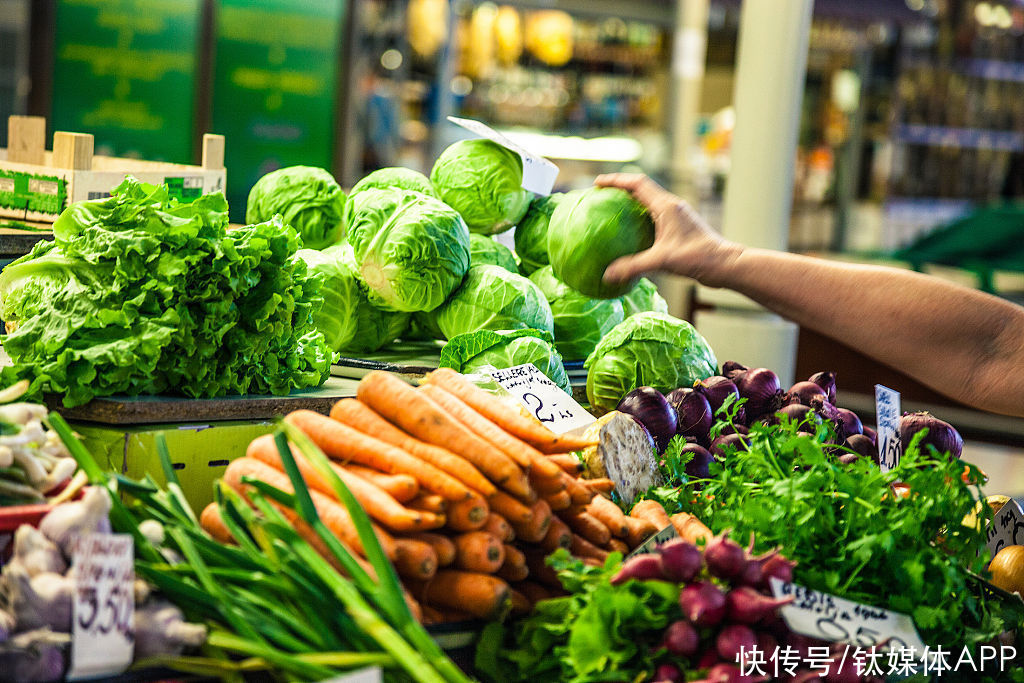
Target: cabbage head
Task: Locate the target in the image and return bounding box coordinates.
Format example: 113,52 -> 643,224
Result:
435,264 -> 553,339
547,186 -> 654,298
343,167 -> 436,227
529,265 -> 624,362
430,139 -> 532,235
620,277 -> 669,318
246,166 -> 346,249
470,234 -> 518,273
297,244 -> 409,353
514,193 -> 562,275
346,188 -> 470,313
440,328 -> 570,392
584,312 -> 717,414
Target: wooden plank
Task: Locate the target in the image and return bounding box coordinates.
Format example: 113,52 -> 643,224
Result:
7,116 -> 46,165
202,134 -> 225,170
52,131 -> 93,170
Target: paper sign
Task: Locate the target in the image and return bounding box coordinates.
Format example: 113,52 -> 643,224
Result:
986,499 -> 1024,558
487,363 -> 595,435
769,578 -> 926,654
320,667 -> 383,683
447,116 -> 559,195
874,384 -> 901,472
627,524 -> 679,557
67,533 -> 134,680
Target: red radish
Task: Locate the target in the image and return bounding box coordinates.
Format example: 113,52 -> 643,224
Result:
759,554 -> 796,588
725,586 -> 794,624
661,620 -> 699,657
610,554 -> 665,585
784,632 -> 815,659
823,657 -> 860,683
808,371 -> 837,403
755,631 -> 778,656
689,664 -> 767,683
703,533 -> 748,580
678,581 -> 727,626
738,547 -> 781,587
696,649 -> 720,669
655,663 -> 682,682
716,623 -> 757,662
658,539 -> 703,582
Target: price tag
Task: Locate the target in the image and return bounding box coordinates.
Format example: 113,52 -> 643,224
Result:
320,667 -> 383,683
447,116 -> 559,195
986,499 -> 1024,558
487,363 -> 595,435
874,384 -> 901,472
769,578 -> 926,654
627,524 -> 679,557
67,533 -> 134,680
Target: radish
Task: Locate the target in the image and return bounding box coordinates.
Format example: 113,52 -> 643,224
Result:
704,533 -> 748,580
655,662 -> 682,682
738,547 -> 781,587
658,539 -> 703,582
759,553 -> 796,588
690,663 -> 771,683
716,623 -> 757,662
725,586 -> 794,624
823,657 -> 861,683
661,620 -> 699,657
610,554 -> 666,585
679,581 -> 727,626
755,631 -> 778,656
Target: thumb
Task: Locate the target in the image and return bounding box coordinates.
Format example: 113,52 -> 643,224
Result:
603,249 -> 662,284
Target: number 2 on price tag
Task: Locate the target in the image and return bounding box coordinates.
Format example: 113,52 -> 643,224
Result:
487,364 -> 595,435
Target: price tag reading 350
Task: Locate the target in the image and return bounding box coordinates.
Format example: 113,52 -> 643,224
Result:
488,364 -> 595,435
874,384 -> 901,473
67,533 -> 134,681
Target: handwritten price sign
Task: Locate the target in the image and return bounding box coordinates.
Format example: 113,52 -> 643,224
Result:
986,498 -> 1024,558
488,364 -> 595,435
874,384 -> 901,472
67,533 -> 134,681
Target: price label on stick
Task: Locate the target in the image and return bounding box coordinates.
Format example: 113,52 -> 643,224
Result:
67,533 -> 134,680
769,578 -> 926,654
986,499 -> 1024,558
447,116 -> 559,195
487,363 -> 595,435
874,384 -> 901,472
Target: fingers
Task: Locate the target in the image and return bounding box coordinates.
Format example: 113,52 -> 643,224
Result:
594,173 -> 677,213
603,249 -> 661,284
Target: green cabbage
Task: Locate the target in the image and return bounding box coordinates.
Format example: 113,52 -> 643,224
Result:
343,167 -> 436,227
439,328 -> 570,392
297,244 -> 409,353
0,177 -> 331,407
529,265 -> 624,362
470,234 -> 518,273
435,264 -> 554,339
620,277 -> 669,318
584,312 -> 717,414
547,186 -> 655,298
346,188 -> 471,313
514,193 -> 562,275
430,139 -> 532,235
245,166 -> 346,249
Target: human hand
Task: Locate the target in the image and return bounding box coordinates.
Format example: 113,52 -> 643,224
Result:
594,173 -> 740,287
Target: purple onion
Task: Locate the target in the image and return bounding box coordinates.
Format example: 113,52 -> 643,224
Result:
788,381 -> 826,406
721,360 -> 749,382
617,387 -> 677,451
899,412 -> 963,460
737,367 -> 785,419
666,387 -> 712,443
695,375 -> 743,421
844,434 -> 877,463
808,370 -> 837,404
835,408 -> 863,437
862,425 -> 877,445
719,423 -> 750,436
681,443 -> 714,479
710,432 -> 750,457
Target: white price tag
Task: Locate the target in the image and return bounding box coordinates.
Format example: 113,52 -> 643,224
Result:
986,499 -> 1024,558
874,384 -> 901,472
627,524 -> 679,557
487,363 -> 594,435
447,116 -> 559,195
67,533 -> 134,681
769,578 -> 926,654
320,667 -> 383,683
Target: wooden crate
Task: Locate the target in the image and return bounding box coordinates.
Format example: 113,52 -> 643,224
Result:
0,115 -> 226,227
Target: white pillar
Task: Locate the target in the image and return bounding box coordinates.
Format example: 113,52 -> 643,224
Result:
694,0 -> 813,385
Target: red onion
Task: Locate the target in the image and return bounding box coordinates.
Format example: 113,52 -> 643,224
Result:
844,434 -> 876,463
862,425 -> 877,445
695,375 -> 744,422
899,411 -> 963,460
710,432 -> 750,457
719,423 -> 749,436
617,387 -> 677,452
721,360 -> 748,381
787,381 -> 826,406
773,403 -> 821,428
681,443 -> 714,479
834,408 -> 863,437
808,370 -> 837,404
666,387 -> 712,443
737,368 -> 785,419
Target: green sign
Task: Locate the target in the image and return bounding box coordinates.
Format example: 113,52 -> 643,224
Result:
212,0 -> 344,221
52,0 -> 201,163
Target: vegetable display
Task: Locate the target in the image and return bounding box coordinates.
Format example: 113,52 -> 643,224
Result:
514,193 -> 562,276
439,329 -> 570,392
343,166 -> 438,227
528,265 -> 624,362
245,165 -> 346,249
469,234 -> 519,273
434,264 -> 554,339
0,177 -> 332,407
0,384 -> 78,506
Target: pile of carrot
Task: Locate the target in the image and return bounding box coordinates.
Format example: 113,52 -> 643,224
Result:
202,368 -> 692,623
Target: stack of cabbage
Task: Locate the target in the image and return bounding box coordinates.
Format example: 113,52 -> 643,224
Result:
0,177 -> 332,407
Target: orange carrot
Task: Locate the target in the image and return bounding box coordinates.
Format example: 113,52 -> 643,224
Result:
581,478 -> 616,494
522,547 -> 562,589
435,608 -> 475,624
498,544 -> 528,583
543,489 -> 572,511
623,516 -> 658,549
330,398 -> 496,497
453,531 -> 505,574
608,538 -> 629,555
409,532 -> 456,567
488,491 -> 534,526
509,589 -> 531,615
408,570 -> 511,620
407,492 -> 447,515
547,454 -> 585,475
511,499 -> 552,544
285,409 -> 471,501
530,470 -> 567,496
246,435 -> 442,532
343,464 -> 419,503
424,368 -> 599,453
447,493 -> 489,532
356,372 -> 527,496
541,516 -> 573,553
565,473 -> 595,506
421,605 -> 444,626
571,533 -> 609,562
394,538 -> 438,580
562,511 -> 611,547
671,512 -> 713,545
481,512 -> 514,543
586,495 -> 629,538
630,500 -> 672,531
516,581 -> 554,604
200,503 -> 234,545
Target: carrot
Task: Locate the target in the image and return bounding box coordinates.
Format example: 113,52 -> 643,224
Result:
343,464 -> 419,503
223,457 -> 396,560
393,538 -> 438,580
200,503 -> 235,545
421,605 -> 444,626
435,608 -> 475,624
509,589 -> 531,615
408,570 -> 511,620
608,538 -> 630,555
543,489 -> 572,511
564,473 -> 595,505
247,435 -> 443,533
671,512 -> 713,545
516,581 -> 554,604
409,532 -> 456,567
330,398 -> 496,497
481,512 -> 514,543
285,409 -> 471,502
447,493 -> 489,532
581,478 -> 616,494
530,470 -> 567,496
511,499 -> 552,544
562,510 -> 611,547
424,368 -> 598,453
407,493 -> 448,515
522,547 -> 562,589
547,454 -> 585,475
498,544 -> 528,582
586,495 -> 629,538
630,499 -> 672,531
453,531 -> 505,574
541,516 -> 573,553
623,516 -> 659,549
356,372 -> 527,496
571,533 -> 609,562
488,491 -> 534,526
418,384 -> 530,469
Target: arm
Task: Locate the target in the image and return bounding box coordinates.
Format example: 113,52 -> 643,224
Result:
597,173 -> 1024,417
